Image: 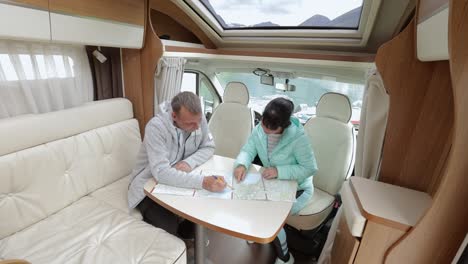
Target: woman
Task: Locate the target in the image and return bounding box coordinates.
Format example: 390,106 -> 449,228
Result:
234,97 -> 318,264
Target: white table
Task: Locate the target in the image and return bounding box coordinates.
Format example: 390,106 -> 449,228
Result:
144,155 -> 297,264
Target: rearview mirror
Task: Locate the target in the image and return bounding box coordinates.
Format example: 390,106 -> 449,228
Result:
275,83 -> 296,92
261,74 -> 274,86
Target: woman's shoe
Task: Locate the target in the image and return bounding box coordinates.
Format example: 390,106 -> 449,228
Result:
274,253 -> 294,264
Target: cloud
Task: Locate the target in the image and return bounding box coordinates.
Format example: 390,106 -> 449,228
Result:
216,0 -> 300,14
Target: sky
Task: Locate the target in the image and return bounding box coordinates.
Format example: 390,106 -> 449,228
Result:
207,0 -> 363,26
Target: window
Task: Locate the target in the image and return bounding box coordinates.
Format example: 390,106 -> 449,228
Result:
181,0 -> 382,49
199,75 -> 215,116
181,72 -> 197,94
216,72 -> 364,125
200,0 -> 363,29
181,71 -> 221,120
0,40 -> 93,118
0,54 -> 75,81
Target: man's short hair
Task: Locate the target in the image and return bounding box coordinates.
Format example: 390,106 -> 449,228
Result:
171,91 -> 202,114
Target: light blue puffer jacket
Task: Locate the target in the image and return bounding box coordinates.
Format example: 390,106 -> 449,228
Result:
235,117 -> 318,214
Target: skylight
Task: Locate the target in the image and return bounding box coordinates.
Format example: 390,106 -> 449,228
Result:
199,0 -> 363,29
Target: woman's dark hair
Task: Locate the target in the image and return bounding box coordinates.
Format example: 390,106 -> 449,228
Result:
262,97 -> 294,130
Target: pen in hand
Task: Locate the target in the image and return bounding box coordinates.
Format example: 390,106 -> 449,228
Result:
213,175 -> 234,190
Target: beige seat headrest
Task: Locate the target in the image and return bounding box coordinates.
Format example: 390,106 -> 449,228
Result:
316,92 -> 352,123
223,82 -> 249,105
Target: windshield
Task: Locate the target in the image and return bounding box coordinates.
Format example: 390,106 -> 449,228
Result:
216,72 -> 364,125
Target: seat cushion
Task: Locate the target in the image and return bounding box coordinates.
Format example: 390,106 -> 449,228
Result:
89,175 -> 142,220
286,188 -> 335,230
0,197 -> 186,264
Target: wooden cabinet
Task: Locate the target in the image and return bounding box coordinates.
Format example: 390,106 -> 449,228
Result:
416,0 -> 449,61
49,0 -> 145,48
331,213 -> 360,264
331,177 -> 432,263
0,1 -> 50,41
6,0 -> 48,9
49,0 -> 144,26
0,0 -> 145,48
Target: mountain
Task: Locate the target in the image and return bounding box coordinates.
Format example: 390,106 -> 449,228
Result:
253,21 -> 280,27
228,23 -> 246,28
298,6 -> 362,28
326,6 -> 362,28
299,15 -> 331,27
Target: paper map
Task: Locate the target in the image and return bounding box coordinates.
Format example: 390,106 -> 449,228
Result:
152,169 -> 296,202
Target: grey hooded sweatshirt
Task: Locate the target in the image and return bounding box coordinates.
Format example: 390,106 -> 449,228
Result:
127,101 -> 215,208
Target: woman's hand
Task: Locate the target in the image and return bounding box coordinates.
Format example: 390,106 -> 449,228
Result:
262,167 -> 278,179
234,165 -> 247,182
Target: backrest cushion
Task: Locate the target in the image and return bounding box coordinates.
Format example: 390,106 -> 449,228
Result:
0,99 -> 141,239
306,116 -> 355,195
208,103 -> 253,158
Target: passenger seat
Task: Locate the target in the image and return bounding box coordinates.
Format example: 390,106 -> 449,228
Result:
208,82 -> 254,159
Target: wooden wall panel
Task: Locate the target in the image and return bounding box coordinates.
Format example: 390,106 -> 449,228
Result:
140,16 -> 163,129
418,0 -> 449,23
122,5 -> 163,137
122,48 -> 145,134
354,221 -> 405,264
385,0 -> 468,262
151,9 -> 201,44
49,0 -> 145,26
331,213 -> 360,264
4,0 -> 48,9
149,0 -> 216,49
375,19 -> 453,195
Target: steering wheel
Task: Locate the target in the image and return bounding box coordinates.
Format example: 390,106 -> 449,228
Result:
254,111 -> 262,126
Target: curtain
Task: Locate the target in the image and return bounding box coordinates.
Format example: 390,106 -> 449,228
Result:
154,57 -> 186,113
0,40 -> 93,118
354,70 -> 389,180
85,46 -> 123,100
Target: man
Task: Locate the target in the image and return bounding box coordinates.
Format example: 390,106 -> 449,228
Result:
128,91 -> 226,237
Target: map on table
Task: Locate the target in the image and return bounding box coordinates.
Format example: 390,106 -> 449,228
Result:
152,169 -> 297,202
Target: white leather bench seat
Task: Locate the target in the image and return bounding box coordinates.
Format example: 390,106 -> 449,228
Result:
0,99 -> 186,263
90,175 -> 142,220
0,197 -> 186,264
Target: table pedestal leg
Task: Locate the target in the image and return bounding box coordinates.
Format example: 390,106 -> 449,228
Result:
195,224 -> 206,264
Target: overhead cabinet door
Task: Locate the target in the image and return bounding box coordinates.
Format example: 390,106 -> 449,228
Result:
49,0 -> 145,48
0,1 -> 50,41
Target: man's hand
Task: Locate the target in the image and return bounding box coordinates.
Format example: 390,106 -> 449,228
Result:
234,165 -> 247,182
173,161 -> 192,172
202,176 -> 226,192
262,167 -> 278,179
